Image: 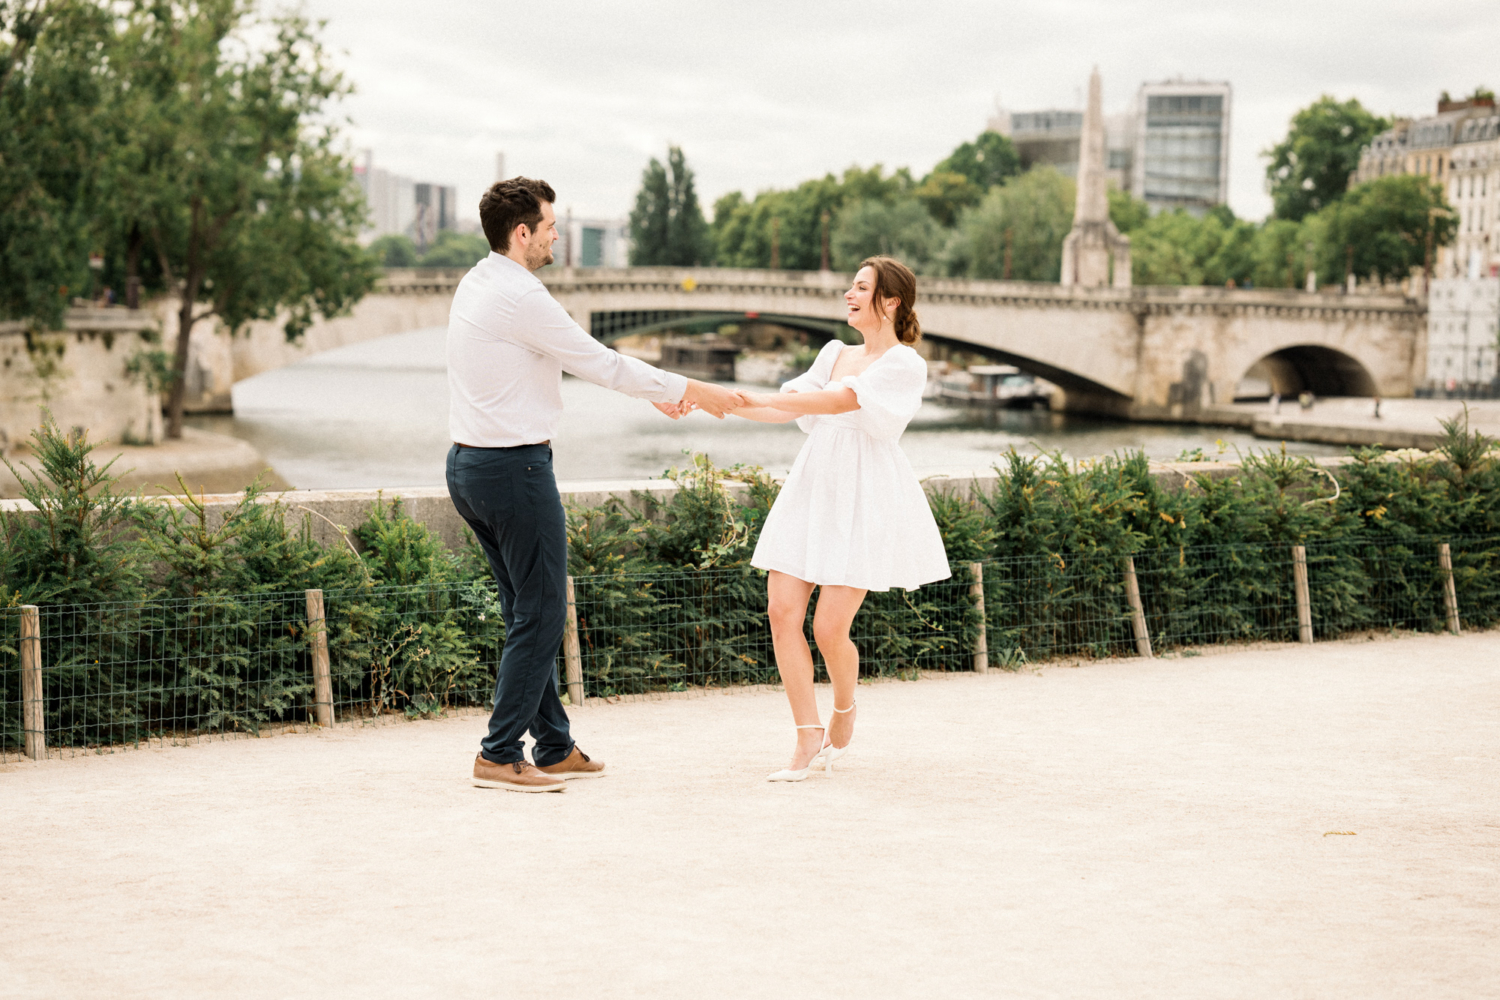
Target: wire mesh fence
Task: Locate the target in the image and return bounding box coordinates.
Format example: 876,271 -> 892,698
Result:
3,534 -> 1496,761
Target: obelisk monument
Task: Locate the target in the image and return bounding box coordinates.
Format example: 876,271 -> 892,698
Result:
1060,67 -> 1131,288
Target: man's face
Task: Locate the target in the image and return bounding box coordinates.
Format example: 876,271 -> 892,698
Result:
521,202 -> 558,271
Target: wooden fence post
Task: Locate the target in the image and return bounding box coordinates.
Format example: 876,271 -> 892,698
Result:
20,605 -> 43,761
563,576 -> 585,705
1122,557 -> 1153,658
968,562 -> 988,674
305,589 -> 334,727
1292,545 -> 1314,645
1438,542 -> 1461,635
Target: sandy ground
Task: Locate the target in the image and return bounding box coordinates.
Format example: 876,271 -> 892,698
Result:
2,632 -> 1498,999
0,426 -> 288,499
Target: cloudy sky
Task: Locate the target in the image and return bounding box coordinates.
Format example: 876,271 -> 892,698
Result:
304,0 -> 1500,226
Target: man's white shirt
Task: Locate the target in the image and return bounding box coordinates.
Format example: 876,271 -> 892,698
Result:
447,252 -> 688,447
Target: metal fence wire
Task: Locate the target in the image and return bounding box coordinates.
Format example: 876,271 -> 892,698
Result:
3,534 -> 1496,761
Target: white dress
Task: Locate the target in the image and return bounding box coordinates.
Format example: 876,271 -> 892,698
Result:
750,341 -> 952,592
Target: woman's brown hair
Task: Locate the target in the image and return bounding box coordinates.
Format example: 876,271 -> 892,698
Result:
858,255 -> 922,345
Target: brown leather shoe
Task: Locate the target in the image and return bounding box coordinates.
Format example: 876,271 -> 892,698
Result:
536,746 -> 606,780
472,754 -> 567,792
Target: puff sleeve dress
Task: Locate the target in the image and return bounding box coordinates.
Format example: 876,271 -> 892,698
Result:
750,341 -> 951,592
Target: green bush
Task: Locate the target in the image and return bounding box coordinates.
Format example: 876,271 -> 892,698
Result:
2,417 -> 1498,751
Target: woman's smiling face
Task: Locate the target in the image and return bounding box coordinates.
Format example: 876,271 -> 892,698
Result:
845,266 -> 880,330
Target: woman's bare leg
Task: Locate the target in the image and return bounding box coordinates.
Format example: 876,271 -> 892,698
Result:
767,570 -> 822,769
812,584 -> 868,749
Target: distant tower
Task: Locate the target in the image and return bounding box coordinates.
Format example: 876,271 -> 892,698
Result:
1060,68 -> 1131,289
495,152 -> 507,183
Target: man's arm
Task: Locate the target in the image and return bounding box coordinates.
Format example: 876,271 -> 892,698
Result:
509,289 -> 687,401
509,290 -> 744,416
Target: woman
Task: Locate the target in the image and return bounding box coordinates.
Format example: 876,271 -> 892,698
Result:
732,256 -> 950,781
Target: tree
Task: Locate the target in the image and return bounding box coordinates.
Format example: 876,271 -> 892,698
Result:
935,130 -> 1022,191
916,130 -> 1021,226
416,230 -> 488,268
1306,174 -> 1456,285
913,171 -> 979,228
628,145 -> 711,266
1128,206 -> 1261,287
369,234 -> 418,267
1265,96 -> 1390,221
711,165 -> 911,270
943,167 -> 1075,281
0,0 -> 114,329
710,173 -> 843,270
108,0 -> 375,438
1107,187 -> 1151,235
831,198 -> 944,273
1247,218 -> 1311,289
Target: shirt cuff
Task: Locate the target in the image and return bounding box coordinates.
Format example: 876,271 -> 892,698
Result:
661,371 -> 690,403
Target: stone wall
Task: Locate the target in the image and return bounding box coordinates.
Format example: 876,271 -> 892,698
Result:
0,311 -> 163,449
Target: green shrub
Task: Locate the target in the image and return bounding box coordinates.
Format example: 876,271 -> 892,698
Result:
3,422 -> 1499,752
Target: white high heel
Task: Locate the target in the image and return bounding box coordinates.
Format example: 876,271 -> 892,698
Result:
820,702 -> 856,774
767,724 -> 825,782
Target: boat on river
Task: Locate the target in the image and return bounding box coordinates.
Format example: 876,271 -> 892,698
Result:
934,365 -> 1053,408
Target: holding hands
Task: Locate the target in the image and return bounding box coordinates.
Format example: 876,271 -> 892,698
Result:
653,379 -> 751,420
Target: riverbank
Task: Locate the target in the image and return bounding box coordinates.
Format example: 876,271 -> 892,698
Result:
0,427 -> 287,500
1206,397 -> 1500,449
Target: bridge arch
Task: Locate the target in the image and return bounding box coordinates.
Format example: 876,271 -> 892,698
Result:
1235,345 -> 1378,400
589,309 -> 845,343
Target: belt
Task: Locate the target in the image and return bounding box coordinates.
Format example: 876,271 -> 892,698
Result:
454,440 -> 549,449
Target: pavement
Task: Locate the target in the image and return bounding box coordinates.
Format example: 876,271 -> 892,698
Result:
1212,397 -> 1500,450
2,629 -> 1497,998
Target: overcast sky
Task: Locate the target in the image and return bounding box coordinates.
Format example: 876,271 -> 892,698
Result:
303,0 -> 1500,226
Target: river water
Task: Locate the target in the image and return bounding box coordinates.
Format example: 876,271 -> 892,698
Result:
186,327 -> 1340,489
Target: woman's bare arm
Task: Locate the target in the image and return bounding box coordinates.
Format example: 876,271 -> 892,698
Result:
742,387 -> 860,416
731,404 -> 801,423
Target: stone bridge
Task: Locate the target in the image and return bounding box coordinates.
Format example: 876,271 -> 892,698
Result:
200,267 -> 1425,419
536,268 -> 1427,419
3,267 -> 1427,447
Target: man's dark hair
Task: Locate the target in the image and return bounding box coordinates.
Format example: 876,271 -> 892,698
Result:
479,177 -> 557,252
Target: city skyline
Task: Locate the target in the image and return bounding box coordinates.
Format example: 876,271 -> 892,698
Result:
310,0 -> 1494,226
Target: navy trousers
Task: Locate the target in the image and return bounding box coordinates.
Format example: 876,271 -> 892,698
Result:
445,443 -> 574,767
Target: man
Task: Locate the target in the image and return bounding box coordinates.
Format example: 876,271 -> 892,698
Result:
449,177 -> 743,792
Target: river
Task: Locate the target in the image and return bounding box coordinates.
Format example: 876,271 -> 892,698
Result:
186,327 -> 1340,489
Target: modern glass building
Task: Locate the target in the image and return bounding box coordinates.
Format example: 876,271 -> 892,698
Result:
1131,81 -> 1232,214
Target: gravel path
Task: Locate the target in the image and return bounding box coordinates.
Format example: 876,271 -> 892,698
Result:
3,631 -> 1498,999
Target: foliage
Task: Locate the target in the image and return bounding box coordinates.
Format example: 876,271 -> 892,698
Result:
711,169 -> 880,270
0,0 -> 114,329
415,230 -> 490,268
629,146 -> 712,266
1265,96 -> 1390,222
107,1 -> 377,438
4,428 -> 1500,746
1127,206 -> 1254,286
0,1 -> 378,437
1107,187 -> 1151,235
931,130 -> 1021,195
831,198 -> 945,273
943,168 -> 1075,281
369,234 -> 419,267
368,230 -> 487,269
1304,175 -> 1457,285
0,417 -> 143,607
915,130 -> 1021,227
